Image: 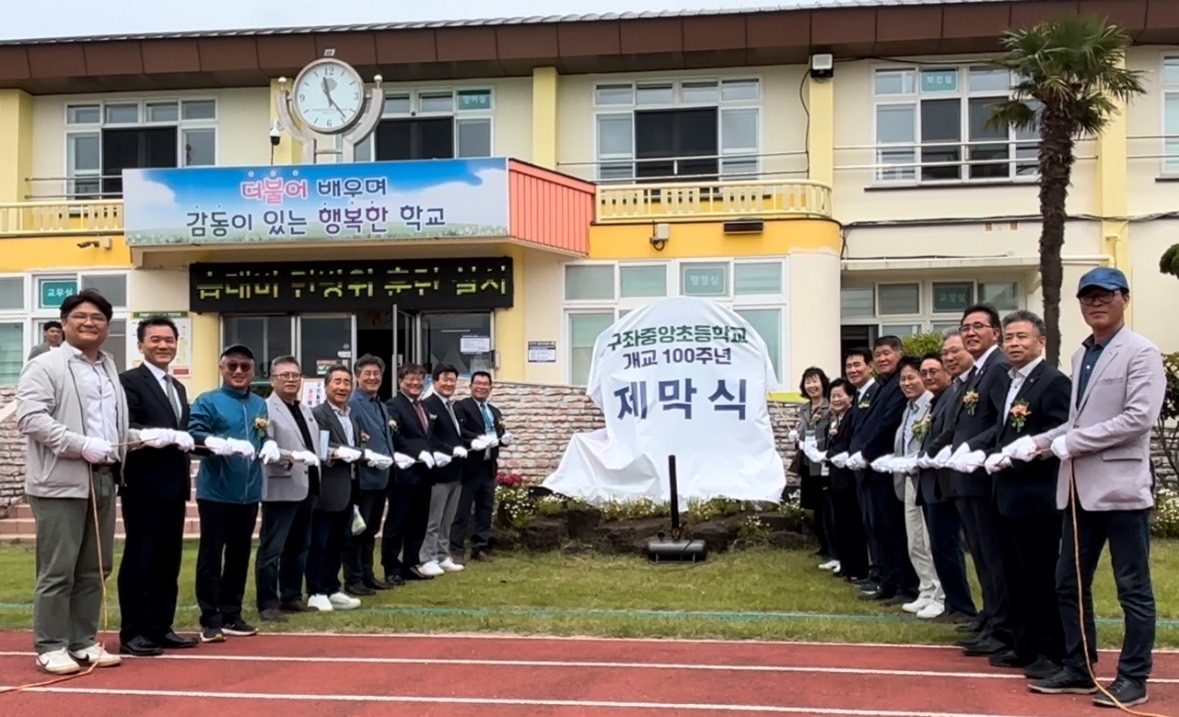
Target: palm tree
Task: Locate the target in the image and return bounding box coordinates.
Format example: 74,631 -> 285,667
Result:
987,15 -> 1144,366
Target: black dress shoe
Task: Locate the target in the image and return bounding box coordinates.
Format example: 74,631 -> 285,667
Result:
346,583 -> 376,596
859,589 -> 896,601
120,635 -> 164,656
1024,657 -> 1061,680
962,636 -> 1008,656
383,573 -> 407,586
364,578 -> 393,591
988,650 -> 1034,668
156,631 -> 198,649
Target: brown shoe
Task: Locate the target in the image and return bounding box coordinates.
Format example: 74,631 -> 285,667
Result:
259,608 -> 288,622
279,600 -> 317,613
473,550 -> 494,562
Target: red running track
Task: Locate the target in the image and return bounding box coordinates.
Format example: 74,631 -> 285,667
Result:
0,632 -> 1175,716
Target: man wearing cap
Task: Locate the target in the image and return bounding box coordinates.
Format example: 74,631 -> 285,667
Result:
1018,268 -> 1164,708
187,344 -> 276,643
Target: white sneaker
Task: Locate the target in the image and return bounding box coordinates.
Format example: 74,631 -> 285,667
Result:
439,557 -> 465,573
68,643 -> 121,668
818,560 -> 840,571
307,594 -> 333,612
902,596 -> 933,614
328,592 -> 361,610
36,648 -> 81,675
419,561 -> 445,577
916,600 -> 946,619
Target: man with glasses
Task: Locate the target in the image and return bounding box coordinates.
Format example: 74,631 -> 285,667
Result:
452,371 -> 510,563
188,344 -> 277,642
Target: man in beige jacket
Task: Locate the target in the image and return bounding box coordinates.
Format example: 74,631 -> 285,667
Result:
16,289 -> 184,675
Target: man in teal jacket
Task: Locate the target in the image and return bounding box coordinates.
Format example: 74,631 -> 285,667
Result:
188,344 -> 277,643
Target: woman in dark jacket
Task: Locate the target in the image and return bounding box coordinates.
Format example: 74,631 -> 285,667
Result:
821,379 -> 869,581
792,367 -> 833,563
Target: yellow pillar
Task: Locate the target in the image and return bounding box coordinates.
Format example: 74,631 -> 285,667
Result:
269,79 -> 304,166
531,67 -> 559,169
190,313 -> 223,394
1095,59 -> 1130,324
805,74 -> 835,196
0,89 -> 34,203
494,244 -> 526,381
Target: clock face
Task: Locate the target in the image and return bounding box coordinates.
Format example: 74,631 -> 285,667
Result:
292,61 -> 364,134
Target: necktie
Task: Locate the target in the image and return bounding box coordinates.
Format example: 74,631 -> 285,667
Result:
164,376 -> 181,420
413,400 -> 428,430
480,402 -> 494,431
444,399 -> 460,431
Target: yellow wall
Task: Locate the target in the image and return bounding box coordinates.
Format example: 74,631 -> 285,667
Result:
531,68 -> 558,169
0,236 -> 132,271
0,89 -> 33,204
587,218 -> 840,260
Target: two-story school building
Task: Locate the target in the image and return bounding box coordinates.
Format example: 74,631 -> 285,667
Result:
1,0 -> 1178,397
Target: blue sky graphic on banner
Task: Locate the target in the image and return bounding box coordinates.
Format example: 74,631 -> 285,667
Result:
122,158 -> 510,245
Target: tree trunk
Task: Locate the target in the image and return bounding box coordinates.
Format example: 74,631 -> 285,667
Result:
1037,108 -> 1076,368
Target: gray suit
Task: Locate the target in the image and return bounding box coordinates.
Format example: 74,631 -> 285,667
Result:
891,392 -> 932,501
262,394 -> 320,503
27,342 -> 52,360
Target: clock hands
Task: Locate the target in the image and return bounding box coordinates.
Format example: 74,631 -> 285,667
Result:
320,76 -> 349,120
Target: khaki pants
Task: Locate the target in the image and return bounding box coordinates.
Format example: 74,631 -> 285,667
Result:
903,476 -> 943,603
29,467 -> 116,654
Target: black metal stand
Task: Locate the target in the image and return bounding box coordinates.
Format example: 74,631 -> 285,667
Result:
645,455 -> 708,563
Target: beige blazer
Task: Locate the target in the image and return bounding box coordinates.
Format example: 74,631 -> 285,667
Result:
1040,327 -> 1164,512
262,393 -> 321,503
892,391 -> 932,500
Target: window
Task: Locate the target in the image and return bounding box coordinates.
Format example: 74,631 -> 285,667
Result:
840,286 -> 875,318
80,274 -> 128,308
421,312 -> 494,377
568,312 -> 615,385
734,262 -> 782,295
354,88 -> 493,162
980,281 -> 1020,312
0,277 -> 23,311
873,66 -> 1038,183
0,322 -> 22,384
931,281 -> 974,314
594,78 -> 760,182
680,263 -> 729,297
841,279 -> 1024,335
619,265 -> 667,298
877,283 -> 920,316
65,98 -> 217,198
101,320 -> 128,373
223,316 -> 294,374
1164,58 -> 1179,175
565,265 -> 615,301
736,308 -> 782,378
299,317 -> 353,378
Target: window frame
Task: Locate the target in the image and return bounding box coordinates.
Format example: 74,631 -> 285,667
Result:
1163,56 -> 1179,177
841,279 -> 1024,338
354,86 -> 495,162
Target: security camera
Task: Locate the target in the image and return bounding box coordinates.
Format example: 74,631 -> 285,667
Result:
269,123 -> 282,147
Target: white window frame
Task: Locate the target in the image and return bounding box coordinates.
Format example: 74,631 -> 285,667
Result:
354,86 -> 495,162
1163,56 -> 1179,176
591,77 -> 763,183
0,274 -> 30,384
871,64 -> 1039,186
63,98 -> 219,199
25,270 -> 131,371
841,279 -> 1023,337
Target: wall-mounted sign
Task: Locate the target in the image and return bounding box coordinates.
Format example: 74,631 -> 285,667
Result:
527,341 -> 557,363
38,279 -> 78,309
920,68 -> 959,93
189,257 -> 514,313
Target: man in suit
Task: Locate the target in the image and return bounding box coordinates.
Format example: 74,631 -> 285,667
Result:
345,355 -> 398,595
26,320 -> 63,360
982,310 -> 1071,680
421,364 -> 469,573
847,337 -> 916,603
928,304 -> 1013,658
1023,268 -> 1164,708
383,363 -> 439,580
254,356 -> 321,622
308,365 -> 364,612
451,371 -> 510,563
117,316 -> 199,656
839,348 -> 879,591
915,345 -> 977,625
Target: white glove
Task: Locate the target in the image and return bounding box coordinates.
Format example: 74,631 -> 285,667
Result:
453,446 -> 468,459
1003,435 -> 1040,462
787,429 -> 799,443
950,450 -> 986,473
830,452 -> 849,469
984,453 -> 1012,474
803,444 -> 825,463
499,432 -> 514,447
227,438 -> 256,458
933,446 -> 953,468
81,436 -> 114,463
204,436 -> 235,457
484,434 -> 500,449
364,449 -> 394,469
173,431 -> 195,452
916,453 -> 932,469
847,452 -> 866,471
140,428 -> 174,449
432,451 -> 452,467
333,446 -> 363,463
418,450 -> 435,468
870,454 -> 895,473
1051,435 -> 1071,461
259,440 -> 282,464
393,452 -> 415,470
291,449 -> 320,467
350,505 -> 367,536
470,436 -> 490,451
898,456 -> 920,475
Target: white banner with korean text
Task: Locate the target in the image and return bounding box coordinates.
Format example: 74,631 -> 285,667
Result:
543,297 -> 786,506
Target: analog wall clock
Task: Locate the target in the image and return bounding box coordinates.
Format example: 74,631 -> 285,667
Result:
291,58 -> 365,135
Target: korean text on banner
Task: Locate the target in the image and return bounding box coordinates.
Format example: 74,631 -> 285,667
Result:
542,297 -> 786,506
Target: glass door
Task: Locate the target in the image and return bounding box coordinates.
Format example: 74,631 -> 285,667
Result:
392,305 -> 420,370
420,312 -> 494,378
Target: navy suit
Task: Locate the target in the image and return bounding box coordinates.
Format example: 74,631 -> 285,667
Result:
381,392 -> 435,578
343,390 -> 394,589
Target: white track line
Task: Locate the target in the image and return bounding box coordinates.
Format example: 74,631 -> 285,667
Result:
1,650 -> 1174,683
0,685 -> 1067,716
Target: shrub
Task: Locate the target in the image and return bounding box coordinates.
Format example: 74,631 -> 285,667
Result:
902,331 -> 946,359
1158,352 -> 1179,481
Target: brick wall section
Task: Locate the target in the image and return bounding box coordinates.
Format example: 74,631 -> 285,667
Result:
0,382 -> 1174,512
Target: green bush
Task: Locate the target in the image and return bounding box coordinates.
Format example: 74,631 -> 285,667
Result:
902,331 -> 946,359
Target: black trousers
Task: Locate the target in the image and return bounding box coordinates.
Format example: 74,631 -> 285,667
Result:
855,473 -> 879,571
957,495 -> 1010,643
999,511 -> 1064,662
450,474 -> 496,555
381,479 -> 432,578
254,497 -> 314,610
816,485 -> 838,559
343,488 -> 387,587
1057,503 -> 1155,681
830,485 -> 869,579
865,477 -> 917,595
117,494 -> 186,642
922,500 -> 977,617
195,500 -> 258,629
306,507 -> 350,597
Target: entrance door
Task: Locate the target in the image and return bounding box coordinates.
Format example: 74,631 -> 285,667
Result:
392,305 -> 421,371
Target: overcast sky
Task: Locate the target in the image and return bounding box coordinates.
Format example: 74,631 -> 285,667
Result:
2,1 -> 813,41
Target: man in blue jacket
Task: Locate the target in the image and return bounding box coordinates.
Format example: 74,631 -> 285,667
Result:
344,354 -> 397,594
188,344 -> 277,643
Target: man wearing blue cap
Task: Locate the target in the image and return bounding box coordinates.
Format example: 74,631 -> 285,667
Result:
1011,267 -> 1163,708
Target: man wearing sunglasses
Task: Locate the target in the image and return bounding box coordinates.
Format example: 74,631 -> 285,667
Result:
188,344 -> 274,643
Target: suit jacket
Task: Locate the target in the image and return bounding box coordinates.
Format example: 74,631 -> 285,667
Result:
424,394 -> 466,483
930,347 -> 1012,498
348,389 -> 394,492
119,363 -> 191,502
824,410 -> 856,492
796,400 -> 832,476
1039,328 -> 1165,511
849,372 -> 907,485
455,397 -> 505,482
310,401 -> 361,513
27,342 -> 52,361
891,392 -> 932,501
992,361 -> 1071,517
917,382 -> 960,505
386,392 -> 435,486
263,393 -> 320,503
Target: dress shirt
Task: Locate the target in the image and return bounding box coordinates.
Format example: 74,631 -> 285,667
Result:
329,402 -> 355,445
144,361 -> 182,418
901,396 -> 926,452
1004,356 -> 1045,417
67,344 -> 119,462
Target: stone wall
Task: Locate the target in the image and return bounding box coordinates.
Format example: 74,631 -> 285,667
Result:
0,388 -> 19,516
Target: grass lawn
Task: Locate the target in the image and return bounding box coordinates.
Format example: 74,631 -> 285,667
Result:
0,540 -> 1175,646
